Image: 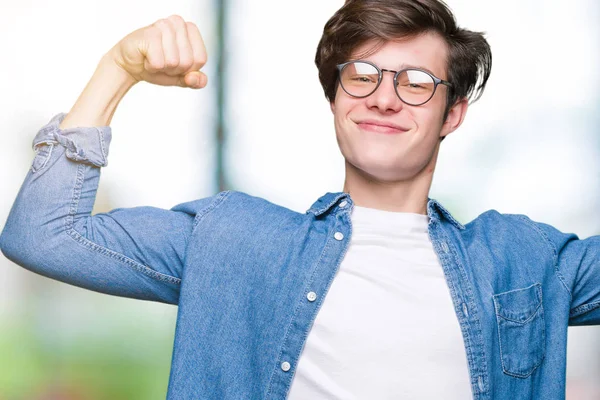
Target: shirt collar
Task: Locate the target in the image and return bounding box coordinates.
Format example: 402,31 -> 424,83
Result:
305,192 -> 350,217
306,192 -> 465,230
426,198 -> 465,230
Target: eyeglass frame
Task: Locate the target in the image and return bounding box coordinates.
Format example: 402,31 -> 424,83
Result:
336,60 -> 454,106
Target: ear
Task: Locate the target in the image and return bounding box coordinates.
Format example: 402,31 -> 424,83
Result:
440,98 -> 468,138
330,101 -> 336,114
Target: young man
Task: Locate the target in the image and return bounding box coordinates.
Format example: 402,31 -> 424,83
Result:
0,0 -> 598,399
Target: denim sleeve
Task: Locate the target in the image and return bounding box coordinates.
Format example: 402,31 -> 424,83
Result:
0,113 -> 198,305
535,222 -> 600,326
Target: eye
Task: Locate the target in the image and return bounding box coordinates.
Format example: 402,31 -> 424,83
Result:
350,75 -> 377,83
397,81 -> 428,91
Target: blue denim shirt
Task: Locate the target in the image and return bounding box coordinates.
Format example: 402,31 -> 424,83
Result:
1,113 -> 599,399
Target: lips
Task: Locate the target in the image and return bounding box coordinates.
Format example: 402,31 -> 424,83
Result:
356,119 -> 409,135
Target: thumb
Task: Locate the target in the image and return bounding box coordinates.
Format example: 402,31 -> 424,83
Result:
181,71 -> 208,89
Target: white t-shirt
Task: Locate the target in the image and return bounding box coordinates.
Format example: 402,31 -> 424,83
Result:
287,205 -> 472,399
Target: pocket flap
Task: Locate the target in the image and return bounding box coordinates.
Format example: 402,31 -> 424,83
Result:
493,283 -> 542,323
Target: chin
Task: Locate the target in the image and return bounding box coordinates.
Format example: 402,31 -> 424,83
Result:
350,158 -> 419,183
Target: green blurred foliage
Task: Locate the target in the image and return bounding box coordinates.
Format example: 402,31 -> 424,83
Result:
0,316 -> 174,400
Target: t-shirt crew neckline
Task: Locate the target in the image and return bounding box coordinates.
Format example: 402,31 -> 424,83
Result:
350,205 -> 430,235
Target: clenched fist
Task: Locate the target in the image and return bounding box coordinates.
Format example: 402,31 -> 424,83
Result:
108,15 -> 208,89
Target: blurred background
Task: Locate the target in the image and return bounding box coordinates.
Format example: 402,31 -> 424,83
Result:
0,0 -> 598,399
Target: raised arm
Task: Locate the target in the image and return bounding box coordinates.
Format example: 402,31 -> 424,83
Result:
0,15 -> 210,305
535,222 -> 600,326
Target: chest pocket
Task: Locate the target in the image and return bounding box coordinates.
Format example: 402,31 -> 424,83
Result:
493,283 -> 545,378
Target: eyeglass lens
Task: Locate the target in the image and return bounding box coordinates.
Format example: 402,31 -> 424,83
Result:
339,61 -> 437,105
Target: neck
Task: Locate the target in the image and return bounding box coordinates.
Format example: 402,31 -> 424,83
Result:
341,146 -> 439,215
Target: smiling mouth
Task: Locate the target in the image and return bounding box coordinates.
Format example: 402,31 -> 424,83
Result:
357,122 -> 408,135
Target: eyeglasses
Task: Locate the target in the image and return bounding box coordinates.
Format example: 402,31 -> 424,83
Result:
336,60 -> 453,106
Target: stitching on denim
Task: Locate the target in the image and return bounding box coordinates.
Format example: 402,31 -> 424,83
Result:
307,193 -> 348,216
493,284 -> 543,323
493,298 -> 511,378
494,298 -> 542,324
495,318 -> 544,378
447,255 -> 481,393
447,239 -> 488,390
514,214 -> 572,299
97,127 -> 107,166
429,226 -> 478,394
264,226 -> 335,397
493,284 -> 545,378
36,125 -> 55,140
266,212 -> 342,397
433,199 -> 465,230
436,226 -> 489,394
570,300 -> 600,318
30,151 -> 39,173
317,193 -> 348,215
292,211 -> 352,387
500,342 -> 545,379
192,190 -> 232,230
494,282 -> 541,297
65,229 -> 182,285
64,164 -> 181,285
31,144 -> 54,173
264,210 -> 350,398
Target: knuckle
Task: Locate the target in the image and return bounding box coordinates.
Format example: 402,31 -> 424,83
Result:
165,58 -> 179,68
185,21 -> 199,32
149,61 -> 164,71
179,58 -> 193,71
153,19 -> 169,29
145,26 -> 162,41
168,14 -> 186,26
195,54 -> 207,67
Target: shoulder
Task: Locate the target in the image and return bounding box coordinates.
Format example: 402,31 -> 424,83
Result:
468,209 -> 577,238
467,209 -> 543,232
467,209 -> 518,223
464,209 -> 580,257
170,190 -> 304,220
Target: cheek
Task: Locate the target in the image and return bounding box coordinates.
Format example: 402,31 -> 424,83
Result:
412,106 -> 444,133
427,96 -> 448,125
333,87 -> 363,118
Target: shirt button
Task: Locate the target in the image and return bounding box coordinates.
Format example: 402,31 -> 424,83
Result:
334,232 -> 344,241
339,200 -> 348,208
281,361 -> 291,372
307,292 -> 317,302
441,241 -> 449,253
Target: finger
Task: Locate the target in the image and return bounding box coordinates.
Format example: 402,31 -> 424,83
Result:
145,70 -> 207,89
182,71 -> 208,89
185,21 -> 208,71
154,19 -> 180,76
167,15 -> 194,76
142,27 -> 166,74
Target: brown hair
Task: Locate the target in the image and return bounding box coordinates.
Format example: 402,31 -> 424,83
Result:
315,0 -> 492,119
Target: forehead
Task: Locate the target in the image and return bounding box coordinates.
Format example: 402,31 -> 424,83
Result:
350,32 -> 449,78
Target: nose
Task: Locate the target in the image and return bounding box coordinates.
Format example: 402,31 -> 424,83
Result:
364,71 -> 403,114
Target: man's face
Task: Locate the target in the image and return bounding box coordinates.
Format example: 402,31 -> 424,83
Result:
331,32 -> 463,183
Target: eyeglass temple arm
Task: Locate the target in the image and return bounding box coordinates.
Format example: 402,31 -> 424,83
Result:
439,78 -> 453,88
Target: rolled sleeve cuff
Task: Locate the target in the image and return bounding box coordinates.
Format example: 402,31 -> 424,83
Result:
32,113 -> 112,168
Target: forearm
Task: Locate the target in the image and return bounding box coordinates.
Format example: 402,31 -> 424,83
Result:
59,54 -> 137,130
